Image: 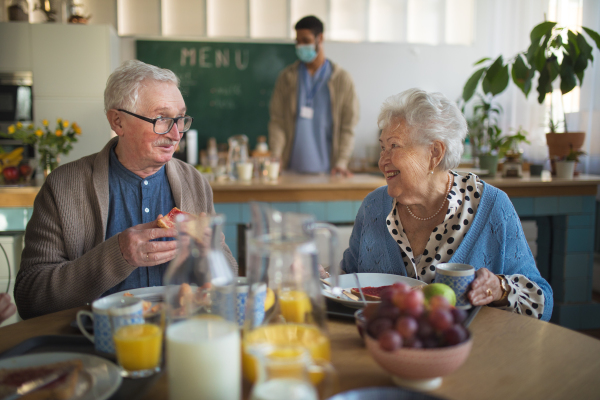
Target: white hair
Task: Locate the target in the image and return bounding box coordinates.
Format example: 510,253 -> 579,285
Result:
378,88 -> 467,171
104,60 -> 180,114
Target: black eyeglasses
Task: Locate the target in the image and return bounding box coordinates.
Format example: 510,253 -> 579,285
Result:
118,109 -> 193,134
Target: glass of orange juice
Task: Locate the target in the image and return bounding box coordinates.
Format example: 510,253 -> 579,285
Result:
111,309 -> 164,378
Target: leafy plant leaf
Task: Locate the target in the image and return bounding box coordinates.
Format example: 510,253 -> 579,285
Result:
530,21 -> 557,42
473,57 -> 490,66
511,54 -> 532,96
482,56 -> 508,96
536,60 -> 552,104
526,39 -> 540,66
583,26 -> 600,50
462,67 -> 487,102
560,55 -> 577,94
490,65 -> 509,95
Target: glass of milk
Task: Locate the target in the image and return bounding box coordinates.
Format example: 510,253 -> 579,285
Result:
163,213 -> 240,400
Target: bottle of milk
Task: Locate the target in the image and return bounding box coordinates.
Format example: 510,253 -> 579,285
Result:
163,213 -> 240,400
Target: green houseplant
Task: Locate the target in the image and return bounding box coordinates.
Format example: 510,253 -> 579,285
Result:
462,21 -> 600,162
462,94 -> 529,178
555,145 -> 586,179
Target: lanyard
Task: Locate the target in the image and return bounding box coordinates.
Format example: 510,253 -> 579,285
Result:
301,60 -> 329,106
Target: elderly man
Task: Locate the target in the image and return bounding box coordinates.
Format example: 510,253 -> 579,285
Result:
15,60 -> 237,319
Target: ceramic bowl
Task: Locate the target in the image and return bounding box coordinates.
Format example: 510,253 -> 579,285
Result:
365,332 -> 473,391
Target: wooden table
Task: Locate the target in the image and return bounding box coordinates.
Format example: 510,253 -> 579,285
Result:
0,306 -> 599,399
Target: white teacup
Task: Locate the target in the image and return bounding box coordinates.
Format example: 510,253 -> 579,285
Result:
77,296 -> 143,354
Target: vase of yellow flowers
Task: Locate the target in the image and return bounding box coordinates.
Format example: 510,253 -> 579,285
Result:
2,119 -> 81,177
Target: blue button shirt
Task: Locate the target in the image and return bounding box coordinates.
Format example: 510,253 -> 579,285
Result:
289,60 -> 333,173
103,145 -> 176,296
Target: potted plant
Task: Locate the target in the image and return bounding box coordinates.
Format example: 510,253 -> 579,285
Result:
462,21 -> 600,163
555,145 -> 586,179
462,95 -> 529,178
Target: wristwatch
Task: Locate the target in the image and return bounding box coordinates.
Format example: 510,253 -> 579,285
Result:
496,274 -> 510,302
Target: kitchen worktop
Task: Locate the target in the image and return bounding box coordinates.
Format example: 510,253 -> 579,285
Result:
1,172 -> 600,206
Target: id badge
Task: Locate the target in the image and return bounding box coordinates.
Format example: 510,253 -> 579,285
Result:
300,106 -> 314,119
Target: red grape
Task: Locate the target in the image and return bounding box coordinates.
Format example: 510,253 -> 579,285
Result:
451,308 -> 468,325
417,317 -> 435,339
422,337 -> 439,349
403,337 -> 423,349
443,324 -> 468,346
404,304 -> 424,318
403,290 -> 425,311
392,282 -> 411,293
379,288 -> 396,304
428,295 -> 451,311
376,304 -> 401,322
395,316 -> 418,339
391,290 -> 407,309
429,309 -> 453,331
368,318 -> 393,338
378,329 -> 402,351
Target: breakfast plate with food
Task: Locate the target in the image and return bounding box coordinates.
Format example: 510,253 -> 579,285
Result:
0,352 -> 121,400
322,273 -> 426,309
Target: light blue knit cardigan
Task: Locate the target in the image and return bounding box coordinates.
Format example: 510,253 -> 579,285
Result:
341,182 -> 553,321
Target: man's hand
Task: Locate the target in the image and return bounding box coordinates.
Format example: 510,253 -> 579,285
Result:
0,293 -> 16,324
331,167 -> 353,177
118,216 -> 178,267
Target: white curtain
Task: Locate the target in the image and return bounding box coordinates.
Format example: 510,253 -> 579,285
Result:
476,0 -> 600,172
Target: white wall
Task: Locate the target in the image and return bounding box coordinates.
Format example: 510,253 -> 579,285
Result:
324,41 -> 481,159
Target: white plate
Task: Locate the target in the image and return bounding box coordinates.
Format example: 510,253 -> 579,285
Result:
322,273 -> 426,309
104,286 -> 165,303
0,352 -> 122,400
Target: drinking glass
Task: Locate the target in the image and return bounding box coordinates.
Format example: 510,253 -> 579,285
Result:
163,213 -> 240,400
111,310 -> 164,378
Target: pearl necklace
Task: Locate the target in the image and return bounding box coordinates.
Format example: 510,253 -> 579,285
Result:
405,174 -> 452,221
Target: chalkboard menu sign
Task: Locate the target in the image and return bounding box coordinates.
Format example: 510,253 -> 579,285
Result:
136,40 -> 296,153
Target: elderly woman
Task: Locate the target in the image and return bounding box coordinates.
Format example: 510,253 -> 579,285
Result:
341,88 -> 552,321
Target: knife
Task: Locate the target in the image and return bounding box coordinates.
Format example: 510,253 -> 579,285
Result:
2,367 -> 71,400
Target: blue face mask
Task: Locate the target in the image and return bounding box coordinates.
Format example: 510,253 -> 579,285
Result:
296,44 -> 317,63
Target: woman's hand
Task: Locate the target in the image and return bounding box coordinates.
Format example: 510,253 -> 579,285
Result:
468,268 -> 503,306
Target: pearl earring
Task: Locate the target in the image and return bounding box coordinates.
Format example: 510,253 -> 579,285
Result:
430,170 -> 434,175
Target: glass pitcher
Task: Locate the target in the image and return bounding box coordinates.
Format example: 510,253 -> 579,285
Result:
227,134 -> 249,180
242,202 -> 341,383
163,213 -> 240,400
250,347 -> 336,400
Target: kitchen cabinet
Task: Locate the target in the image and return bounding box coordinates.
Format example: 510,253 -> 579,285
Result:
0,22 -> 32,72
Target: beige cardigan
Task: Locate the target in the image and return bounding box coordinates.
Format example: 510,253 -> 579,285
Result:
15,137 -> 237,319
268,60 -> 360,170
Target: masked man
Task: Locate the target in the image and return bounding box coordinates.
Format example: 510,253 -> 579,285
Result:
269,15 -> 359,176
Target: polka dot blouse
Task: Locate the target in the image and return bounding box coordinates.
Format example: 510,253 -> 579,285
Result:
386,171 -> 545,318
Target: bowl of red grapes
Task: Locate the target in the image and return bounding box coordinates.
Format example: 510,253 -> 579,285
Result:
360,282 -> 472,391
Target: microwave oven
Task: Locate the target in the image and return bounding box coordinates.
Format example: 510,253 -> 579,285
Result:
0,72 -> 34,159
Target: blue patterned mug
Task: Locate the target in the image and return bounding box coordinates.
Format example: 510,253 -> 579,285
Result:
434,263 -> 475,310
236,277 -> 267,327
76,297 -> 143,354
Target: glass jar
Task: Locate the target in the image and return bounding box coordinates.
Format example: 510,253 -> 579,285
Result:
163,213 -> 240,400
